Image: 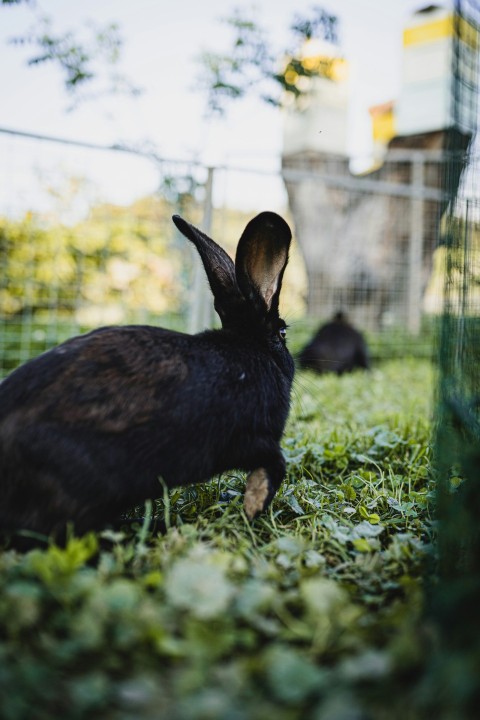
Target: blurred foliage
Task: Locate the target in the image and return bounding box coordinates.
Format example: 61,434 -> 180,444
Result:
2,0 -> 141,106
0,197 -> 190,369
159,173 -> 203,216
0,359 -> 442,719
199,6 -> 342,116
431,215 -> 480,315
0,196 -> 183,325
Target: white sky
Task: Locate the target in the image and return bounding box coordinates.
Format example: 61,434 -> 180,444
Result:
0,0 -> 443,213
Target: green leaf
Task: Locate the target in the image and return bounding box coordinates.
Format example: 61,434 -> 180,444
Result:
26,533 -> 98,584
263,645 -> 324,704
352,521 -> 384,538
352,538 -> 373,553
300,577 -> 346,615
358,506 -> 381,524
166,551 -> 234,619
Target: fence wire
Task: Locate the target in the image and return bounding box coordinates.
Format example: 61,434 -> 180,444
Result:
1,126 -> 460,376
0,130 -> 217,376
282,148 -> 447,337
429,0 -> 480,717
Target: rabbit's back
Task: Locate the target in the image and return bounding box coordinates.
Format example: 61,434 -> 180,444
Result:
0,324 -> 292,537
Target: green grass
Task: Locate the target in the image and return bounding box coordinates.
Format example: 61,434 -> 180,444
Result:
0,360 -> 438,720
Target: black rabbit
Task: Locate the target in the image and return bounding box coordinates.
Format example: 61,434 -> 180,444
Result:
298,311 -> 369,375
0,211 -> 294,543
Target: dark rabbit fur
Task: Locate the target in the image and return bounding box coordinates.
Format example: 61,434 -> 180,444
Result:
299,311 -> 369,375
0,211 -> 294,542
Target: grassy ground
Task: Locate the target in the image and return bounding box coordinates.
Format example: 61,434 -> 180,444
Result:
0,359 -> 437,720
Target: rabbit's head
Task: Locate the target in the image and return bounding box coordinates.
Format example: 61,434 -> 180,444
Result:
172,212 -> 291,343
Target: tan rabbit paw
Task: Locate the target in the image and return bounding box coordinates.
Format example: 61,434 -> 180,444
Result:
244,468 -> 271,520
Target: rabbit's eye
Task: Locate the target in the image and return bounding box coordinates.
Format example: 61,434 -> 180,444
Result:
278,326 -> 287,341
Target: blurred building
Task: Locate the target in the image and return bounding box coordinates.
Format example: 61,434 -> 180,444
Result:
282,3 -> 476,331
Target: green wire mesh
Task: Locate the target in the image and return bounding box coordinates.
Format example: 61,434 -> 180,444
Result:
436,0 -> 480,569
431,1 -> 480,715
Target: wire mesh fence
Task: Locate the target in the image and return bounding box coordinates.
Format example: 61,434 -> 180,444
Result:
1,124 -> 462,377
282,147 -> 449,342
429,0 -> 480,716
435,0 -> 480,562
0,130 -> 216,376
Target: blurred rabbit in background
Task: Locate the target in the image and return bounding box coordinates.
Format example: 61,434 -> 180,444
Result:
299,311 -> 370,375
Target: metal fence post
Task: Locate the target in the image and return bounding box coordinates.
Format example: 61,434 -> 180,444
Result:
407,153 -> 425,335
188,166 -> 215,334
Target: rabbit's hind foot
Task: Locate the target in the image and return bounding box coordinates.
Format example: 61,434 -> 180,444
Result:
244,468 -> 272,521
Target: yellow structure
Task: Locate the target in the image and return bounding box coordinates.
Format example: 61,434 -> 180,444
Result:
369,100 -> 396,146
403,13 -> 454,46
396,5 -> 453,135
368,4 -> 479,156
397,4 -> 478,136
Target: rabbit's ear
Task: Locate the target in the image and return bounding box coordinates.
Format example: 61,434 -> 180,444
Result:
172,216 -> 243,314
235,212 -> 291,316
